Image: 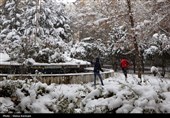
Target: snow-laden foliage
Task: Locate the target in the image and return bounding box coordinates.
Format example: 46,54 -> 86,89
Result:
0,0 -> 72,63
64,0 -> 170,65
1,72 -> 170,113
0,0 -> 23,44
144,33 -> 170,59
70,37 -> 106,62
144,46 -> 158,58
22,0 -> 71,42
107,26 -> 128,56
67,0 -> 128,41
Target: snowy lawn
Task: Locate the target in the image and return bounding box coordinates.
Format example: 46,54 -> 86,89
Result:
0,72 -> 170,113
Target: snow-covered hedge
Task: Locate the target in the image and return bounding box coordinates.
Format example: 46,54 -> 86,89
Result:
1,73 -> 170,113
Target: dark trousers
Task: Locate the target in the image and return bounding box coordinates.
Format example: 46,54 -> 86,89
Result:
94,72 -> 104,87
122,68 -> 128,78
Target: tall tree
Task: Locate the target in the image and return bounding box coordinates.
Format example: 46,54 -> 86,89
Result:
126,0 -> 142,79
0,0 -> 72,63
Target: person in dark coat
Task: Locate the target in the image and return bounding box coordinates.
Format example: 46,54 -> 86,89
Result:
93,57 -> 104,89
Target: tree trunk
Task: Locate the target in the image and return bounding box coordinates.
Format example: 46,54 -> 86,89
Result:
132,54 -> 136,73
141,51 -> 145,73
112,56 -> 118,72
126,0 -> 142,79
161,53 -> 166,77
162,61 -> 165,77
35,0 -> 40,45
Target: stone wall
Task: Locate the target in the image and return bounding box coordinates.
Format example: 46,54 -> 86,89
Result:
0,69 -> 114,85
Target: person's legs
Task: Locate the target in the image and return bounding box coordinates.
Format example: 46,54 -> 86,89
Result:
97,73 -> 104,86
94,72 -> 97,88
124,69 -> 127,78
122,68 -> 127,80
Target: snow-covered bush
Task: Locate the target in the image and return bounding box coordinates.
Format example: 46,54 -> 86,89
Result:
151,66 -> 159,76
0,79 -> 22,97
144,46 -> 159,59
56,95 -> 75,113
144,33 -> 170,62
1,73 -> 170,113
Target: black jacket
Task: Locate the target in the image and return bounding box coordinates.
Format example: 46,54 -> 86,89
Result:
93,58 -> 103,73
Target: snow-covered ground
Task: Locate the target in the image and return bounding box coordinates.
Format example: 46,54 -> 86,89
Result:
0,72 -> 170,113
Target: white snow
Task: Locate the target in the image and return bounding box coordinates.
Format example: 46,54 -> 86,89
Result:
153,33 -> 159,39
144,46 -> 158,56
151,66 -> 159,73
0,53 -> 10,62
0,51 -> 90,66
157,0 -> 166,3
93,18 -> 109,26
55,0 -> 76,3
1,72 -> 170,113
